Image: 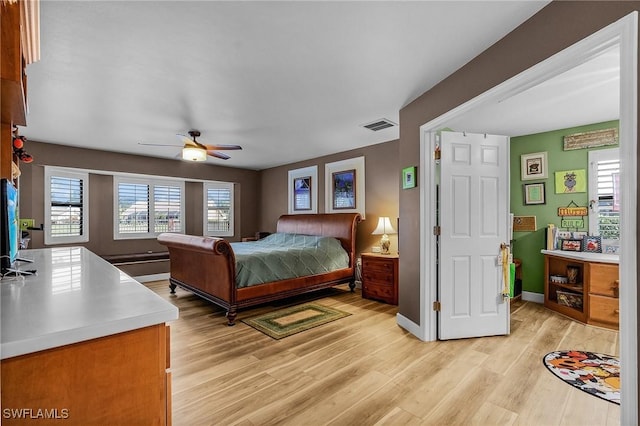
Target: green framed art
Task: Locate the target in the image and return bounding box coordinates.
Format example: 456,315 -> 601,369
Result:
402,166 -> 416,189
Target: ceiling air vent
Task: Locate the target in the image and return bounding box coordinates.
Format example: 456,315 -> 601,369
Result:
362,118 -> 397,132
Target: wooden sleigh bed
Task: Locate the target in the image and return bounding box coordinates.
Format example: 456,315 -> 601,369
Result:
158,213 -> 361,325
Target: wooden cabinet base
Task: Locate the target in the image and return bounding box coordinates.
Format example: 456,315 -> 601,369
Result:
1,324 -> 171,425
543,253 -> 619,330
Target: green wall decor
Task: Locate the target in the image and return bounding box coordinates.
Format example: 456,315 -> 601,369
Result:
510,120 -> 619,296
554,169 -> 586,193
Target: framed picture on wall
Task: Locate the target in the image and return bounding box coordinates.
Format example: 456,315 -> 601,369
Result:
293,176 -> 312,211
554,169 -> 587,193
331,169 -> 356,209
523,182 -> 545,205
402,166 -> 417,189
521,152 -> 548,180
325,156 -> 366,218
287,165 -> 318,214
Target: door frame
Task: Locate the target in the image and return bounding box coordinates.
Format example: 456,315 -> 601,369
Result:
415,12 -> 637,423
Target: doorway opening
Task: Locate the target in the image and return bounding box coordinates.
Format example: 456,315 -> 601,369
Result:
416,12 -> 637,424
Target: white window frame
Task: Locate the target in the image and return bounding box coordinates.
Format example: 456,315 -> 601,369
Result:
588,147 -> 620,238
44,167 -> 89,245
203,181 -> 234,237
113,175 -> 185,240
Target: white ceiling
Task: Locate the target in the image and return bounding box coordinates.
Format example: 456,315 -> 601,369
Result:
21,0 -> 609,171
444,45 -> 620,137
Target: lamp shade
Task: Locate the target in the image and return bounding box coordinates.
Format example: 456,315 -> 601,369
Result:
372,217 -> 396,235
182,146 -> 207,162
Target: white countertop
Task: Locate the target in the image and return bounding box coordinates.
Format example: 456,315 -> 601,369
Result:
541,249 -> 619,264
1,247 -> 178,359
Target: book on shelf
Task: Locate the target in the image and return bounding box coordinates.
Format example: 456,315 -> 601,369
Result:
546,224 -> 557,250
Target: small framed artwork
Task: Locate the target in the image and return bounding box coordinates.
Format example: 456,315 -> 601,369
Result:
288,165 -> 317,214
293,176 -> 312,211
523,182 -> 545,205
521,152 -> 548,181
325,156 -> 365,217
402,166 -> 417,189
561,239 -> 583,252
332,169 -> 356,209
555,169 -> 587,193
582,236 -> 602,253
603,243 -> 620,254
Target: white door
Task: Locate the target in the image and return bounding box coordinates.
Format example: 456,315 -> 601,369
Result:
438,131 -> 510,339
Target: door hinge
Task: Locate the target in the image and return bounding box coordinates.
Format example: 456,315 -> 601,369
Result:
434,147 -> 441,161
433,226 -> 441,236
433,301 -> 441,311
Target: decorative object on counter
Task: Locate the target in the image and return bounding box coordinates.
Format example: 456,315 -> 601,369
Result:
402,166 -> 417,189
513,215 -> 536,232
603,243 -> 620,254
563,128 -> 619,151
561,239 -> 582,252
555,169 -> 587,193
372,216 -> 397,255
566,266 -> 580,284
543,350 -> 620,405
520,151 -> 548,180
523,182 -> 545,205
583,235 -> 602,253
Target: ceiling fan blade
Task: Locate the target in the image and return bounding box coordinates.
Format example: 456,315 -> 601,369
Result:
176,134 -> 198,147
207,151 -> 230,160
138,142 -> 183,147
204,144 -> 242,151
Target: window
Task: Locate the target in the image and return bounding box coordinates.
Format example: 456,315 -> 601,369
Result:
44,167 -> 89,245
203,182 -> 234,237
588,148 -> 620,240
114,176 -> 184,239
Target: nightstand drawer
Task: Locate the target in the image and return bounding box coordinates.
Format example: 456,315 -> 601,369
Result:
362,258 -> 395,274
362,283 -> 395,302
362,270 -> 394,284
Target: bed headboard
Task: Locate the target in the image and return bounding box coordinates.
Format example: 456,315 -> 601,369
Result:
276,213 -> 362,266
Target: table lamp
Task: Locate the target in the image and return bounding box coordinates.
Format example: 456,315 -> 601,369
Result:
372,216 -> 396,255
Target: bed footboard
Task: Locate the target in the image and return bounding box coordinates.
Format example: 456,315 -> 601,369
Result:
158,233 -> 238,324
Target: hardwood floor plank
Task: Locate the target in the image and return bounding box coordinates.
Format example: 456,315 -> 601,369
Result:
143,280 -> 620,426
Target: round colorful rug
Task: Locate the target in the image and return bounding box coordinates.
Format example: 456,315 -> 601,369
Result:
543,350 -> 620,405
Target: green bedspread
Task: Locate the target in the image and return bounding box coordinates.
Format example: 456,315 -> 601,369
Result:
230,233 -> 349,288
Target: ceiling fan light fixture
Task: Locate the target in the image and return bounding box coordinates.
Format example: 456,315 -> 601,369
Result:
182,146 -> 207,162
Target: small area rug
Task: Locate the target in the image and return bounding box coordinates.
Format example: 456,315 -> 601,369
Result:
242,303 -> 351,339
543,350 -> 620,405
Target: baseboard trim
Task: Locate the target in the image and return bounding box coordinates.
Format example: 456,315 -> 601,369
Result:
522,291 -> 544,304
134,273 -> 170,283
396,313 -> 429,341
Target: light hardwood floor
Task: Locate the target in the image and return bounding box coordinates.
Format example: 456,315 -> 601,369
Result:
146,281 -> 620,426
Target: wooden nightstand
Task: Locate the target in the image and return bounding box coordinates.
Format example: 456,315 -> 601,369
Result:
361,253 -> 399,305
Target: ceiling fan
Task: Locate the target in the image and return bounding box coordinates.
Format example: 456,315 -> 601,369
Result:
138,130 -> 242,162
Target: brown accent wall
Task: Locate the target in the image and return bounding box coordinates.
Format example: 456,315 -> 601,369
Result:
18,141 -> 261,275
398,0 -> 639,412
259,139 -> 399,256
